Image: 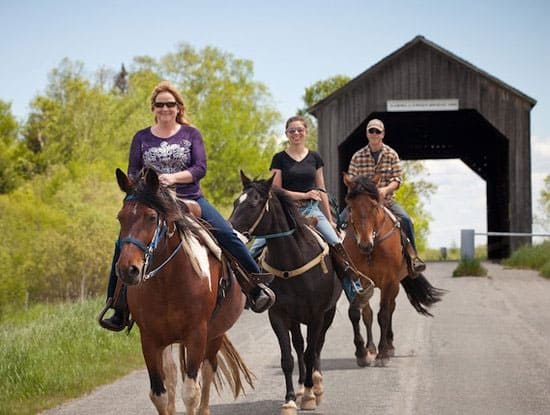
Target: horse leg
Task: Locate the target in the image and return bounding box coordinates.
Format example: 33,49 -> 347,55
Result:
290,322 -> 305,400
181,326 -> 208,415
376,285 -> 399,365
348,305 -> 368,367
141,338 -> 174,415
197,336 -> 223,415
310,306 -> 336,405
269,313 -> 297,415
386,296 -> 397,357
300,320 -> 323,411
362,302 -> 377,365
162,346 -> 178,414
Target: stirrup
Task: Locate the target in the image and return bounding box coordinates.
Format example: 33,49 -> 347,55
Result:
97,298 -> 128,332
412,257 -> 426,274
351,280 -> 374,309
250,285 -> 275,313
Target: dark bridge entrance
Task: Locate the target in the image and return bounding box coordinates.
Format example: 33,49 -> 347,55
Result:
310,36 -> 536,259
338,110 -> 510,258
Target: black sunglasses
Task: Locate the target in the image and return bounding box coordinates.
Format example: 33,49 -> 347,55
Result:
154,101 -> 178,108
368,128 -> 382,134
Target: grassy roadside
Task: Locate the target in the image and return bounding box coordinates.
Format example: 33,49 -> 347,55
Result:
0,298 -> 143,415
503,240 -> 550,278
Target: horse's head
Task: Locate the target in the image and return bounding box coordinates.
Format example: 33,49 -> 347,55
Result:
343,173 -> 382,255
115,168 -> 181,285
228,170 -> 275,239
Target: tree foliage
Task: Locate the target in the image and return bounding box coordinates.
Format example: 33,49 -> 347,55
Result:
0,44 -> 280,316
537,174 -> 550,230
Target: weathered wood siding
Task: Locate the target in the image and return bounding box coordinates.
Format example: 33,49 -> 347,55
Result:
311,36 -> 535,257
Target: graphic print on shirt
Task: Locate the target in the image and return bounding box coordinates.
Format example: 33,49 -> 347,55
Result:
143,140 -> 191,174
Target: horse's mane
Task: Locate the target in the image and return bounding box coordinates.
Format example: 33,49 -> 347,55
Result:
245,179 -> 307,229
346,175 -> 380,201
128,169 -> 193,231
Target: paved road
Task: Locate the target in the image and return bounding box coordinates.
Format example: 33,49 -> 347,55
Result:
42,262 -> 550,415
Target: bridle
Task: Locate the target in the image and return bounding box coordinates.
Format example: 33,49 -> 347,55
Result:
241,191 -> 296,240
118,195 -> 183,281
348,198 -> 400,247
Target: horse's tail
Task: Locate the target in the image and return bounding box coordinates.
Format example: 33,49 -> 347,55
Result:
400,274 -> 447,317
212,334 -> 255,398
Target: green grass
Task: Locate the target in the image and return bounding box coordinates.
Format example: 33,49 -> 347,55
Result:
0,298 -> 143,415
503,241 -> 550,278
452,258 -> 488,277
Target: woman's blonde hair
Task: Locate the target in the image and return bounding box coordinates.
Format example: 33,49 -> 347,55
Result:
150,81 -> 190,125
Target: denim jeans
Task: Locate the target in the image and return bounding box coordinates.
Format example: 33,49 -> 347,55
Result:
196,197 -> 260,273
388,202 -> 417,250
249,200 -> 340,258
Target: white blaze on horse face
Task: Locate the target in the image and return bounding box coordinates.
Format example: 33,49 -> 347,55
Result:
238,192 -> 248,204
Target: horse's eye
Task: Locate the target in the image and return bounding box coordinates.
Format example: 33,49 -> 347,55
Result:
148,213 -> 157,222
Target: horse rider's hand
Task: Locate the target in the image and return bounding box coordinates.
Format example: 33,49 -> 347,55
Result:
378,186 -> 391,201
158,173 -> 176,187
305,190 -> 322,201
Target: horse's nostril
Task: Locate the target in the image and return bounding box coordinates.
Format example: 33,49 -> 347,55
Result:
129,265 -> 141,278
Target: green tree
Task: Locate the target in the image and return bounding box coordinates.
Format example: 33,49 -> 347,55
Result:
537,174 -> 550,230
299,75 -> 351,150
0,44 -> 282,313
0,100 -> 32,193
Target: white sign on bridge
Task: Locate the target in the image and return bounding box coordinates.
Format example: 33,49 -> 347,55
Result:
387,99 -> 459,112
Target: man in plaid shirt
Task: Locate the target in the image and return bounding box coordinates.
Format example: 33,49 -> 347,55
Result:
348,118 -> 426,275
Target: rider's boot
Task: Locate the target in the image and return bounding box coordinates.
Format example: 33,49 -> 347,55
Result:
232,263 -> 275,313
330,243 -> 374,308
405,240 -> 426,277
98,251 -> 129,332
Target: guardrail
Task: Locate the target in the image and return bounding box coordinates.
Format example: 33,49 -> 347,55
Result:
460,229 -> 550,260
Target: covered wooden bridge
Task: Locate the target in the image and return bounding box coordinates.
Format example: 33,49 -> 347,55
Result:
309,35 -> 536,259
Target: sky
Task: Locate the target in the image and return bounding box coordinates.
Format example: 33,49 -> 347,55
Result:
1,0 -> 549,248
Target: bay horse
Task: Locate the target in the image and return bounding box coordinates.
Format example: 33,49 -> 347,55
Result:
342,173 -> 445,366
229,172 -> 341,415
114,168 -> 253,415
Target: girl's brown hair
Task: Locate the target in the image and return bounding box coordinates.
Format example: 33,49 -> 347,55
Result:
285,115 -> 308,131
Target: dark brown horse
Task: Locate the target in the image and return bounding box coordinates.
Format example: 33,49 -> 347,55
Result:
343,173 -> 445,366
229,172 -> 341,415
114,168 -> 253,415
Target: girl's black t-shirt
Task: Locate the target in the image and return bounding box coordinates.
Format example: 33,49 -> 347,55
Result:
270,150 -> 324,193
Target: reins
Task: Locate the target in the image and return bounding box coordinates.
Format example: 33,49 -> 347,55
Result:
119,195 -> 184,281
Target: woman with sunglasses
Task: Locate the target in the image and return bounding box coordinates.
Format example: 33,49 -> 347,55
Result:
249,115 -> 374,307
99,81 -> 275,331
348,118 -> 426,275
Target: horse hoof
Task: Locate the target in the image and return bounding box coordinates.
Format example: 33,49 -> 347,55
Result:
313,371 -> 323,404
375,356 -> 389,367
366,351 -> 377,365
281,400 -> 298,415
356,356 -> 369,367
300,388 -> 317,410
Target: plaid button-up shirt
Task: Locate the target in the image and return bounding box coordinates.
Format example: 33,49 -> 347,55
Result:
348,143 -> 402,204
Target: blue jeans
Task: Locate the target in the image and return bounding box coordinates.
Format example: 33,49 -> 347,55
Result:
389,202 -> 417,250
196,197 -> 260,273
249,200 -> 340,258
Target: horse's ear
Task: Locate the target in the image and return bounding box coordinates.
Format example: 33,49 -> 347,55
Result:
240,170 -> 251,187
116,168 -> 132,194
144,168 -> 160,191
342,172 -> 356,190
266,172 -> 275,189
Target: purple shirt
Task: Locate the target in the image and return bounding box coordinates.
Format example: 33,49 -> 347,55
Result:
128,125 -> 207,200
